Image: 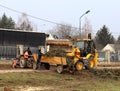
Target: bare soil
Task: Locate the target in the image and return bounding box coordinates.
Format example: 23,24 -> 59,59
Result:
0,64 -> 12,70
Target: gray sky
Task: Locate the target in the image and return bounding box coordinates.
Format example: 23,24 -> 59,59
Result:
0,0 -> 120,38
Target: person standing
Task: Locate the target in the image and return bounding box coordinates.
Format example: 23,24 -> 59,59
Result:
37,49 -> 43,70
24,47 -> 32,59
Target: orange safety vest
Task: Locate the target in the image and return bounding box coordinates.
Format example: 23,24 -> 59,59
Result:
24,51 -> 28,58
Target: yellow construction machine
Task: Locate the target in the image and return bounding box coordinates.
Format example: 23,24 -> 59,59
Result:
56,33 -> 98,73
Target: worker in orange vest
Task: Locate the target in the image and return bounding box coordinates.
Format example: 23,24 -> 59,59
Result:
24,50 -> 29,59
24,47 -> 32,59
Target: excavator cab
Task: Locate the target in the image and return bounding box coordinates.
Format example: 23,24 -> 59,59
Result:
73,39 -> 96,57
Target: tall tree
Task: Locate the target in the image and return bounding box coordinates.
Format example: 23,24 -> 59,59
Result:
95,25 -> 115,47
0,13 -> 15,29
49,23 -> 78,39
16,13 -> 34,31
82,17 -> 92,38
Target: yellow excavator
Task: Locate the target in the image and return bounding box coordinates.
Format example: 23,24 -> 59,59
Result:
56,33 -> 98,73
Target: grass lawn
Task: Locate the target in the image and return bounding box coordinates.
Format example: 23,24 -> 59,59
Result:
0,70 -> 120,91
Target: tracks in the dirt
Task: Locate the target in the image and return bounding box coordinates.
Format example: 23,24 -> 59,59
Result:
1,60 -> 120,74
0,69 -> 33,74
0,66 -> 120,74
0,69 -> 51,74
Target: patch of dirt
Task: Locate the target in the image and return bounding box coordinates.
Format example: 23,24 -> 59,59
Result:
0,60 -> 120,79
0,64 -> 12,70
4,87 -> 12,91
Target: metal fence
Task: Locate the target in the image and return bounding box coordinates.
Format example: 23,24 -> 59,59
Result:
0,46 -> 38,60
0,46 -> 17,60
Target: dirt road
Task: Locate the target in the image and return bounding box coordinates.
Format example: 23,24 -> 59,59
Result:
0,66 -> 120,74
0,60 -> 120,74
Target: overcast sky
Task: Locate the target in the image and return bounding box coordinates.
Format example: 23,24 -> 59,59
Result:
0,0 -> 120,38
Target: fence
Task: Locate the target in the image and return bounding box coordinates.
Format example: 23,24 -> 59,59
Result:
0,46 -> 39,60
0,46 -> 17,60
98,51 -> 120,62
0,46 -> 120,62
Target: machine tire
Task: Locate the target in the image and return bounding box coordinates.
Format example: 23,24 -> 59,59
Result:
56,65 -> 63,74
75,61 -> 83,71
85,56 -> 94,70
19,57 -> 26,68
32,61 -> 37,70
44,63 -> 50,70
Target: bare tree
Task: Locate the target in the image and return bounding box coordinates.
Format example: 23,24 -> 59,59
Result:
16,13 -> 35,31
49,23 -> 78,39
82,17 -> 92,38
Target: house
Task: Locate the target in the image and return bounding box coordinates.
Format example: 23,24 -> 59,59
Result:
102,44 -> 120,61
102,44 -> 115,53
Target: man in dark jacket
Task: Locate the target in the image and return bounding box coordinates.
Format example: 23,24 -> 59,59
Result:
37,49 -> 43,70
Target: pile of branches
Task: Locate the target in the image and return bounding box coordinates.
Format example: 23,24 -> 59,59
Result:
45,48 -> 66,57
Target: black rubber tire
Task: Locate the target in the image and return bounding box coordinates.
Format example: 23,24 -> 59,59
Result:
75,61 -> 83,71
19,57 -> 26,68
56,65 -> 63,74
32,61 -> 37,70
44,63 -> 50,70
85,56 -> 94,70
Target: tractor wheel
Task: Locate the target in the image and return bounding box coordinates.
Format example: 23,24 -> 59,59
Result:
44,63 -> 50,70
85,56 -> 94,70
32,61 -> 37,70
56,65 -> 63,74
19,57 -> 26,68
75,61 -> 83,71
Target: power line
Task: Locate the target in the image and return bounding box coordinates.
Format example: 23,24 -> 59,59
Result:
0,3 -> 78,29
1,3 -> 120,35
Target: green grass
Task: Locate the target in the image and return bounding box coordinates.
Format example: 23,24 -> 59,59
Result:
0,70 -> 120,91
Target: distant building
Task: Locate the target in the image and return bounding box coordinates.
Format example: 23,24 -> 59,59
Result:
102,44 -> 120,61
0,29 -> 46,59
0,29 -> 46,47
102,44 -> 115,53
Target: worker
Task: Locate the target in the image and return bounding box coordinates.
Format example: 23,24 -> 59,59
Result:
27,47 -> 32,56
37,49 -> 43,70
24,47 -> 32,59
